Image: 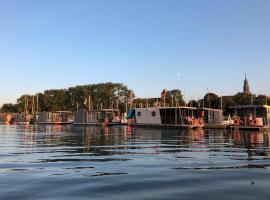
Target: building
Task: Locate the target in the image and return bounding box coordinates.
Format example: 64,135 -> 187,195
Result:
243,74 -> 251,94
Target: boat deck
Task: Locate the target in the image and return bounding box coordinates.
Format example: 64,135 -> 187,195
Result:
229,125 -> 270,131
73,122 -> 121,127
130,123 -> 203,129
38,122 -> 73,125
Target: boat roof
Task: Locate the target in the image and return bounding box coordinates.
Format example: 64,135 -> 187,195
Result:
41,111 -> 73,113
229,105 -> 270,109
135,106 -> 198,110
133,107 -> 222,111
77,109 -> 119,112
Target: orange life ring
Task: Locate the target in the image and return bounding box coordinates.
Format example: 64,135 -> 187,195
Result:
234,118 -> 240,126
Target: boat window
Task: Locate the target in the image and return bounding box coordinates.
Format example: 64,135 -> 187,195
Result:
137,112 -> 142,117
152,111 -> 156,117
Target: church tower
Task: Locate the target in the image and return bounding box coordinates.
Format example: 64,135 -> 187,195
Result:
243,74 -> 251,94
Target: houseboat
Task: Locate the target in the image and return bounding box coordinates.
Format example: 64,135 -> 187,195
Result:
128,107 -> 223,129
199,108 -> 226,129
229,105 -> 270,131
13,114 -> 29,125
74,109 -> 121,126
38,111 -> 73,125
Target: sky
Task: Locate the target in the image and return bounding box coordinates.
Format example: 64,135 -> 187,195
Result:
0,0 -> 270,106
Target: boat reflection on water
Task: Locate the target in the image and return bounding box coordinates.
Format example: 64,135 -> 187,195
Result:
17,125 -> 270,154
2,125 -> 270,200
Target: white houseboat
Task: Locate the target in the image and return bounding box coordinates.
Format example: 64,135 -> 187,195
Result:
128,107 -> 224,129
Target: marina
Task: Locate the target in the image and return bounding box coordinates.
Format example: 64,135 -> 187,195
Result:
0,1 -> 269,199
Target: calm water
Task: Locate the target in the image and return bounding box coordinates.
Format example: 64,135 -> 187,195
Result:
0,125 -> 270,200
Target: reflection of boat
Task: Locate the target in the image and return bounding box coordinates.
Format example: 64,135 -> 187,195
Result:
74,109 -> 121,126
128,107 -> 223,129
38,111 -> 73,125
229,105 -> 270,131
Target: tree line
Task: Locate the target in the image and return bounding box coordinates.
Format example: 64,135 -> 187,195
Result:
0,82 -> 134,114
188,92 -> 270,115
1,82 -> 269,115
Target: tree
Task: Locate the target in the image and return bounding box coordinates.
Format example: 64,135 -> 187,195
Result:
0,103 -> 18,113
203,93 -> 220,109
161,89 -> 185,107
188,100 -> 199,107
255,95 -> 269,105
12,82 -> 134,113
233,92 -> 256,105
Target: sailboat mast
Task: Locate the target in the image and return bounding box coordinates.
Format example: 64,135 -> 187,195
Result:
36,93 -> 39,114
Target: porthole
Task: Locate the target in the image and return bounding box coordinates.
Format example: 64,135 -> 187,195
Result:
152,111 -> 156,117
137,112 -> 142,117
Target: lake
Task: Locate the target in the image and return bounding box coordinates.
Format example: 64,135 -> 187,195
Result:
0,125 -> 270,200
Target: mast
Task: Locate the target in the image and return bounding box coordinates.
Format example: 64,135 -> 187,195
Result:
24,95 -> 28,114
88,95 -> 91,111
32,95 -> 35,114
36,93 -> 39,114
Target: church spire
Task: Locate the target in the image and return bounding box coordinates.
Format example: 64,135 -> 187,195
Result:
243,73 -> 251,94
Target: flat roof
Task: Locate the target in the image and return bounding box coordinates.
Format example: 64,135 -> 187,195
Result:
40,111 -> 73,113
134,107 -> 222,111
229,105 -> 270,109
76,109 -> 119,112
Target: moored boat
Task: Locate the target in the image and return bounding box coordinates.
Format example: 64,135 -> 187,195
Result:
128,107 -> 224,129
228,105 -> 270,131
38,111 -> 73,125
74,109 -> 121,126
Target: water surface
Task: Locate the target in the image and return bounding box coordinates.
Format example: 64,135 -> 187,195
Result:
0,125 -> 270,200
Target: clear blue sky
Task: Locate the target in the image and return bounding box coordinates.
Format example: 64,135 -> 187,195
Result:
0,0 -> 270,105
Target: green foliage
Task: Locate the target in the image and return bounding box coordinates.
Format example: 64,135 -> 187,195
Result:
161,89 -> 185,106
188,100 -> 199,107
254,95 -> 269,105
203,93 -> 220,109
10,82 -> 134,113
0,103 -> 18,113
233,92 -> 256,105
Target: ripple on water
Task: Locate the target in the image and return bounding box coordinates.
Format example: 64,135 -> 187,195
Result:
0,125 -> 270,200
